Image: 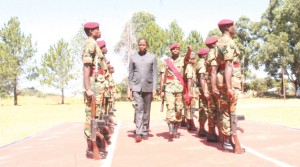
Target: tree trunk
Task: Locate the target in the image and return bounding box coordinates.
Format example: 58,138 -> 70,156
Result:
282,67 -> 286,100
13,78 -> 18,106
294,80 -> 299,97
61,89 -> 64,104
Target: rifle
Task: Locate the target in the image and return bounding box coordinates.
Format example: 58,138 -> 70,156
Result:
90,96 -> 103,160
229,95 -> 245,154
100,92 -> 113,142
160,67 -> 168,112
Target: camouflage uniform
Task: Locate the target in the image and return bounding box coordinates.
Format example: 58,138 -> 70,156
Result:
161,56 -> 185,124
217,34 -> 240,137
104,73 -> 115,113
109,78 -> 116,111
184,63 -> 199,131
82,37 -> 105,139
206,48 -> 219,131
184,63 -> 199,119
205,47 -> 220,142
196,58 -> 208,136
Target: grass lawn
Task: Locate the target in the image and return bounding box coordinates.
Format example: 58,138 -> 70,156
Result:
0,96 -> 299,147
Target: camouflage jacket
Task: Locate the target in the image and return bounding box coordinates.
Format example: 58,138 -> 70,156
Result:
217,34 -> 240,63
161,56 -> 185,93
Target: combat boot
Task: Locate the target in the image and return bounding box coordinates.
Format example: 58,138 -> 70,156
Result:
223,136 -> 234,151
96,136 -> 108,159
180,116 -> 187,127
207,127 -> 218,142
198,123 -> 208,137
168,122 -> 175,139
86,139 -> 93,159
187,119 -> 197,131
174,123 -> 180,139
101,128 -> 112,145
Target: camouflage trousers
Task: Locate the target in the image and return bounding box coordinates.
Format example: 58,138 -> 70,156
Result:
198,95 -> 208,125
219,89 -> 238,136
207,95 -> 218,128
184,96 -> 198,120
165,92 -> 183,123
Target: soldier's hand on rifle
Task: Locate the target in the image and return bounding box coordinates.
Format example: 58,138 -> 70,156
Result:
86,89 -> 94,97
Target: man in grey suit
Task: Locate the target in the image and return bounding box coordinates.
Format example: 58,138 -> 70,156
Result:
128,38 -> 158,142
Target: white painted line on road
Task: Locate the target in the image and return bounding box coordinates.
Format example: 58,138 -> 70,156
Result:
102,121 -> 121,167
243,145 -> 294,167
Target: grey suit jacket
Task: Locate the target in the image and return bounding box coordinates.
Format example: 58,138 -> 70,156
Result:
128,52 -> 158,92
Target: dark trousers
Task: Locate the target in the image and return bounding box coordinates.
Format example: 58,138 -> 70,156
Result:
133,91 -> 153,136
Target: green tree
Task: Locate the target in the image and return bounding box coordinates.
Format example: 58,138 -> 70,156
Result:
274,0 -> 300,92
138,21 -> 167,58
165,20 -> 186,53
207,28 -> 222,38
70,25 -> 87,66
251,0 -> 300,95
115,11 -> 156,68
38,39 -> 76,104
235,16 -> 260,80
185,30 -> 204,52
0,43 -> 15,97
0,17 -> 36,105
247,78 -> 268,96
115,78 -> 129,100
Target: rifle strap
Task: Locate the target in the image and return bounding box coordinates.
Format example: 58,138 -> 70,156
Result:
165,59 -> 190,104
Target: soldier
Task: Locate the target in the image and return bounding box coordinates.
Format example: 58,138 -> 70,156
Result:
96,40 -> 109,117
99,41 -> 117,112
82,22 -> 107,159
216,19 -> 245,154
184,53 -> 198,131
96,40 -> 114,144
160,44 -> 192,140
97,40 -> 109,76
204,37 -> 220,142
196,49 -> 209,137
98,40 -> 117,121
107,64 -> 117,115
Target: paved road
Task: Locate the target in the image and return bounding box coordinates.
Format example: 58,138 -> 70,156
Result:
0,120 -> 299,167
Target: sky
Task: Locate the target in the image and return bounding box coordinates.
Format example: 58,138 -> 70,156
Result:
0,0 -> 270,95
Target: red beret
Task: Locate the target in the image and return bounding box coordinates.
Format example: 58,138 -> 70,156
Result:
205,37 -> 218,46
83,22 -> 99,29
97,40 -> 106,48
197,48 -> 210,55
169,43 -> 180,50
106,59 -> 110,64
218,19 -> 234,27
